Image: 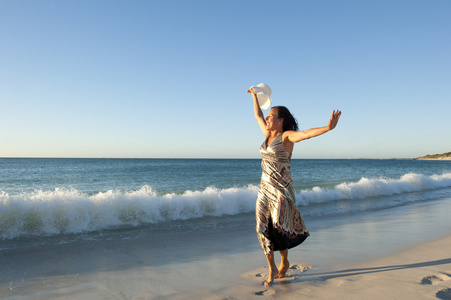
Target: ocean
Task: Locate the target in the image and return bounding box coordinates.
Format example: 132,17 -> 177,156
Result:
2,158 -> 451,299
1,158 -> 451,245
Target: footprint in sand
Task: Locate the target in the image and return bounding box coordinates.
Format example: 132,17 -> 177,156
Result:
254,290 -> 266,296
436,288 -> 451,300
290,264 -> 314,273
252,264 -> 314,290
421,273 -> 451,285
255,289 -> 275,296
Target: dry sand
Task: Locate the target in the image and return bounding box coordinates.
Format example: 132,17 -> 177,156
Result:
243,235 -> 451,299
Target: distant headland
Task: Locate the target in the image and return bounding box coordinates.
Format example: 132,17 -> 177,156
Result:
414,152 -> 451,160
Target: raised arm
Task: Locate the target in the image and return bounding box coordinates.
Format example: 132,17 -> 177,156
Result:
284,110 -> 341,143
247,89 -> 269,136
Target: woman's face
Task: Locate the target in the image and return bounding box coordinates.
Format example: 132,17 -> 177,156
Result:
265,108 -> 283,131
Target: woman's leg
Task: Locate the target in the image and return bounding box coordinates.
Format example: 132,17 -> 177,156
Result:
263,251 -> 278,287
275,249 -> 290,279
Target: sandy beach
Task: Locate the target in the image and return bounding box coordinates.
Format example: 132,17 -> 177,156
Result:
2,194 -> 451,300
243,235 -> 451,300
240,197 -> 451,300
298,235 -> 451,300
4,235 -> 451,300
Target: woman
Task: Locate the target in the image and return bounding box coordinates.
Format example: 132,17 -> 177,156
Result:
247,88 -> 341,287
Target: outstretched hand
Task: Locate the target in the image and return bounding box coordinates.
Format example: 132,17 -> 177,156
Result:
328,110 -> 342,131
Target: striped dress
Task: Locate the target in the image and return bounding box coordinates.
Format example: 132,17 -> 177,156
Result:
256,134 -> 309,255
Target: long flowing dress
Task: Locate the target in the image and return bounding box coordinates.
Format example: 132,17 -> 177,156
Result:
256,134 -> 309,255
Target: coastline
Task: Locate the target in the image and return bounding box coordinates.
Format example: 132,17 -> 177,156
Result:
415,157 -> 451,161
3,195 -> 451,299
269,234 -> 451,300
414,152 -> 451,160
239,196 -> 451,299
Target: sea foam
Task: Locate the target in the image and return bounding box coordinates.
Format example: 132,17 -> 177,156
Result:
1,173 -> 451,239
299,172 -> 451,204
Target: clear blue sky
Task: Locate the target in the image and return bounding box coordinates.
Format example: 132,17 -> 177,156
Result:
1,1 -> 450,159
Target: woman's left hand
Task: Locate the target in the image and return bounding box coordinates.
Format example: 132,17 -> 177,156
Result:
328,110 -> 342,130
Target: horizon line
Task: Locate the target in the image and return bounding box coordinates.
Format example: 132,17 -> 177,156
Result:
0,156 -> 416,160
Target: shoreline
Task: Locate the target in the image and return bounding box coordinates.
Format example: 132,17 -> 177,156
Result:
240,234 -> 451,300
279,234 -> 451,299
415,157 -> 451,161
5,234 -> 451,300
414,152 -> 451,161
238,197 -> 451,299
2,196 -> 451,299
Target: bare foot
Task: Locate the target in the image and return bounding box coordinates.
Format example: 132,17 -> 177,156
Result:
262,268 -> 279,287
274,261 -> 290,279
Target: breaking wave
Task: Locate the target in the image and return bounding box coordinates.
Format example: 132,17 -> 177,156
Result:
1,172 -> 451,239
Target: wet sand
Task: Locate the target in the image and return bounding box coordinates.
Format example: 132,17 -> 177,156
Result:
2,197 -> 451,299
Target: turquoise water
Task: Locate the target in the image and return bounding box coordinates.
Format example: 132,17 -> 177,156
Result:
1,158 -> 451,242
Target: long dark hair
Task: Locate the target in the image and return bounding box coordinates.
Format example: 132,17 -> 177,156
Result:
274,106 -> 298,132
